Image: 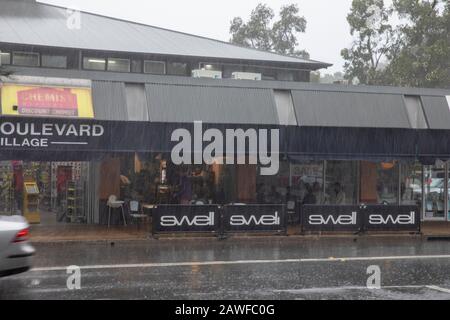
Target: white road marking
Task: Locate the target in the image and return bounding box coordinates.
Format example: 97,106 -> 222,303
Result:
275,285 -> 427,294
426,286 -> 450,294
31,254 -> 450,272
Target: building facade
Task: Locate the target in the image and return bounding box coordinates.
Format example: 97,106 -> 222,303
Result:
1,0 -> 450,231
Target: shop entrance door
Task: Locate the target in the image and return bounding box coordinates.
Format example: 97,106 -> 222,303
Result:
423,164 -> 447,221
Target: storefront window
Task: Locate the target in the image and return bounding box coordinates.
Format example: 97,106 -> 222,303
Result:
400,162 -> 423,209
376,162 -> 399,204
326,161 -> 358,205
424,164 -> 446,219
290,161 -> 325,205
256,161 -> 290,204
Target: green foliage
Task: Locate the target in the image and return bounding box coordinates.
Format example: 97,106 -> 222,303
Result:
342,0 -> 450,88
230,3 -> 309,58
341,0 -> 399,85
387,0 -> 450,88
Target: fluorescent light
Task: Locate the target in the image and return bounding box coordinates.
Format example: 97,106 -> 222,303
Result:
88,59 -> 105,64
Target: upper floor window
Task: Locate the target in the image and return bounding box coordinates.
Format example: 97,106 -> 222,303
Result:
131,60 -> 142,73
12,52 -> 39,67
167,62 -> 188,76
144,60 -> 166,75
42,54 -> 67,69
108,58 -> 130,73
83,57 -> 106,71
0,51 -> 11,65
199,62 -> 222,71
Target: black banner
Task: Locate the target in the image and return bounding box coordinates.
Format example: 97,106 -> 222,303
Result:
363,205 -> 421,232
152,205 -> 220,234
222,205 -> 286,233
301,205 -> 361,232
301,205 -> 421,232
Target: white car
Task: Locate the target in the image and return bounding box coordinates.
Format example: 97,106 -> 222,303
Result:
0,216 -> 35,277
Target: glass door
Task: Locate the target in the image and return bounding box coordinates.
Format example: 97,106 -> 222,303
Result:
423,163 -> 447,221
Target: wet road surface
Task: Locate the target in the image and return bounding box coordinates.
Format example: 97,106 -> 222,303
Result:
1,237 -> 450,300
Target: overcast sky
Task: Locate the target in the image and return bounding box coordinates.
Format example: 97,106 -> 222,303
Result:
39,0 -> 354,73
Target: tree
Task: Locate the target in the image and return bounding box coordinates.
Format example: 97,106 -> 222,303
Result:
341,0 -> 399,85
230,3 -> 309,58
387,0 -> 450,88
342,0 -> 450,88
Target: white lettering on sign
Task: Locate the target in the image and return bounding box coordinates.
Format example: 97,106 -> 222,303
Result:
230,211 -> 281,226
0,122 -> 104,149
369,212 -> 415,225
160,212 -> 215,227
309,212 -> 358,225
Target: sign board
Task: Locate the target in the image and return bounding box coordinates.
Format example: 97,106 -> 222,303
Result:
152,205 -> 220,234
222,205 -> 286,233
301,205 -> 362,232
301,205 -> 420,233
363,205 -> 420,232
1,84 -> 94,118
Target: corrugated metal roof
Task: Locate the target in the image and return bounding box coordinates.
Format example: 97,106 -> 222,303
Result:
3,68 -> 450,128
291,90 -> 411,128
0,0 -> 329,68
145,84 -> 279,124
421,96 -> 450,129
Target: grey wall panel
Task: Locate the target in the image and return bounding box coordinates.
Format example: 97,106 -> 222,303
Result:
421,96 -> 450,129
92,81 -> 127,121
125,83 -> 149,121
145,84 -> 279,124
8,66 -> 450,98
292,90 -> 411,128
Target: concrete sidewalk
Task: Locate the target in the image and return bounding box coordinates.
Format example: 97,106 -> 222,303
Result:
28,222 -> 450,243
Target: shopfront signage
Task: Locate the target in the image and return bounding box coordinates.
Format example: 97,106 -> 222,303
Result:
153,205 -> 220,234
302,206 -> 361,232
222,205 -> 286,233
301,205 -> 420,232
363,205 -> 420,232
0,120 -> 104,149
1,84 -> 94,118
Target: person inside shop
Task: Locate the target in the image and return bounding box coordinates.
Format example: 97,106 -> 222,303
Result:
12,162 -> 24,214
302,184 -> 317,205
313,182 -> 328,205
267,185 -> 282,204
329,182 -> 346,205
174,169 -> 193,205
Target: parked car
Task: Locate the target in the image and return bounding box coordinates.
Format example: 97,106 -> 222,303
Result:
0,216 -> 35,278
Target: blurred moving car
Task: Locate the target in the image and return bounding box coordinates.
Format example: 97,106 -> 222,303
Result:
0,216 -> 35,277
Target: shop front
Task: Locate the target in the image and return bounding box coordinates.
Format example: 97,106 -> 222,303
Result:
1,77 -> 450,236
1,114 -> 450,235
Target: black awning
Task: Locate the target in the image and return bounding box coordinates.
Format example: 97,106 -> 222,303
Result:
0,116 -> 449,163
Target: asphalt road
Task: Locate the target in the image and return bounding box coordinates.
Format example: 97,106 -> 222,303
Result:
1,237 -> 450,300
